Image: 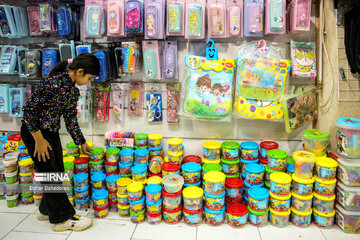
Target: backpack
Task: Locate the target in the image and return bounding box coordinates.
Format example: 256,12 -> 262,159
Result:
42,49 -> 58,78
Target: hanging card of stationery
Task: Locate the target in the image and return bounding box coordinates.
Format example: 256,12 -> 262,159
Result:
111,83 -> 126,121
142,41 -> 161,80
160,41 -> 178,79
146,84 -> 163,123
9,87 -> 25,118
288,0 -> 311,34
144,0 -> 165,39
290,41 -> 316,78
121,42 -> 141,74
244,0 -> 264,37
27,6 -> 43,36
166,0 -> 185,36
93,84 -> 110,123
77,85 -> 91,123
167,83 -> 181,123
83,0 -> 104,37
207,0 -> 227,38
227,0 -> 243,38
128,81 -> 144,116
125,0 -> 144,35
185,0 -> 205,39
107,0 -> 125,37
264,0 -> 286,35
39,3 -> 57,34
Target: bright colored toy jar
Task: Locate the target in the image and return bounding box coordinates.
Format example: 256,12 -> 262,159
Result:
106,174 -> 120,192
5,193 -> 19,208
202,163 -> 222,178
221,158 -> 240,176
184,181 -> 202,188
148,156 -> 163,174
204,171 -> 226,196
127,182 -> 144,201
313,193 -> 335,214
204,206 -> 225,225
92,188 -> 109,208
20,183 -> 32,195
221,141 -> 240,160
270,172 -> 292,196
120,148 -> 134,164
129,195 -> 145,213
335,117 -> 360,158
248,206 -> 269,227
163,174 -> 184,193
183,155 -> 202,164
3,158 -> 17,173
63,156 -> 75,163
19,172 -> 32,184
66,141 -> 79,155
245,163 -> 265,185
147,176 -> 162,185
74,185 -> 89,200
163,205 -> 182,224
225,197 -> 243,208
248,187 -> 269,212
313,208 -> 335,228
73,172 -> 88,189
336,182 -> 360,211
33,194 -> 42,207
145,184 -> 162,202
203,141 -> 221,160
204,190 -> 225,211
336,155 -> 360,186
148,134 -> 163,148
91,172 -> 106,190
108,190 -> 117,202
269,192 -> 291,212
89,160 -> 104,173
226,203 -> 248,227
315,157 -> 338,180
74,196 -> 90,211
225,178 -> 244,200
314,176 -> 336,197
135,133 -> 148,147
259,158 -> 268,167
168,138 -> 183,154
293,151 -> 316,179
132,164 -> 147,182
105,148 -> 120,163
21,193 -> 34,205
291,207 -> 312,228
183,186 -> 203,211
260,141 -> 279,160
335,204 -> 360,234
292,174 -> 314,196
117,177 -> 132,195
292,191 -> 313,212
202,158 -> 221,165
18,158 -> 34,174
267,149 -> 288,171
109,201 -> 118,212
181,162 -> 201,184
269,208 -> 290,228
118,162 -> 133,176
149,146 -> 164,158
264,165 -> 281,182
183,207 -> 203,226
303,129 -> 330,157
240,158 -> 259,176
147,210 -> 162,224
130,209 -> 146,223
135,149 -> 149,165
161,162 -> 181,177
146,198 -> 162,214
118,204 -> 130,217
243,180 -> 264,199
168,151 -> 183,165
162,189 -> 182,210
240,141 -> 259,160
93,204 -> 109,218
90,147 -> 104,162
104,162 -> 118,175
74,157 -> 89,173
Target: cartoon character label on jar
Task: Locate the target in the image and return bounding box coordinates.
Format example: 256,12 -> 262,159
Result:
118,208 -> 130,216
317,166 -> 336,180
270,182 -> 290,196
313,198 -> 334,213
164,211 -> 181,223
314,182 -> 335,196
292,198 -> 312,212
269,158 -> 286,171
270,198 -> 290,212
135,139 -> 147,146
131,214 -> 145,223
222,164 -> 239,175
223,149 -> 239,159
203,148 -> 220,160
184,213 -> 202,225
183,171 -> 201,184
211,182 -> 225,194
205,212 -> 223,225
95,209 -> 108,218
246,173 -> 264,185
249,213 -> 266,225
227,214 -> 247,226
242,149 -> 258,160
260,148 -> 268,159
249,198 -> 268,212
337,130 -> 348,155
147,205 -> 161,213
314,214 -> 333,228
205,197 -> 225,210
295,183 -> 313,196
226,188 -> 243,199
292,214 -> 311,227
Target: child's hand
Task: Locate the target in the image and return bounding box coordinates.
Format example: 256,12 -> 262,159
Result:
34,139 -> 52,162
81,143 -> 93,156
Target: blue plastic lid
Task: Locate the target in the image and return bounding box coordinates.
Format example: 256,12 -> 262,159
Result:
240,158 -> 259,164
131,164 -> 147,173
92,188 -> 109,200
74,185 -> 89,192
244,180 -> 264,188
204,206 -> 225,215
129,195 -> 145,205
248,187 -> 269,200
135,148 -> 149,156
119,162 -> 133,168
145,184 -> 162,194
287,164 -> 295,173
182,162 -> 202,173
73,172 -> 88,182
204,190 -> 225,199
75,196 -> 90,203
91,172 -> 106,182
245,163 -> 265,174
336,117 -> 360,129
18,145 -> 26,149
120,148 -> 134,156
240,141 -> 259,150
149,145 -> 163,151
184,181 -> 202,188
106,174 -> 120,183
146,198 -> 162,206
90,170 -> 105,175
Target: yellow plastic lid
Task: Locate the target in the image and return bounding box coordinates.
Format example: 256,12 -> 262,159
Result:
18,158 -> 33,166
126,182 -> 143,192
270,172 -> 292,184
291,207 -> 312,216
203,141 -> 221,150
63,156 -> 75,163
132,179 -> 147,185
270,191 -> 291,200
117,204 -> 130,210
19,172 -> 32,177
313,208 -> 335,217
86,141 -> 94,148
33,195 -> 42,199
183,186 -> 204,199
164,156 -> 169,163
147,176 -> 162,185
314,176 -> 337,185
292,174 -> 315,184
117,178 -> 132,187
116,193 -> 129,198
168,151 -> 183,157
203,171 -> 226,183
269,207 -> 291,216
293,151 -> 316,162
202,158 -> 221,165
149,134 -> 163,140
167,138 -> 183,145
62,150 -> 68,156
316,157 -> 338,168
291,191 -> 313,200
313,192 -> 336,201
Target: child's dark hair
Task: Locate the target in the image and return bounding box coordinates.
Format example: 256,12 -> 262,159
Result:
49,53 -> 100,77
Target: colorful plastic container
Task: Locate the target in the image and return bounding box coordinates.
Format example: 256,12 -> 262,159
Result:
336,155 -> 360,186
118,204 -> 130,217
313,208 -> 335,228
162,189 -> 182,210
118,162 -> 132,176
336,117 -> 360,158
120,148 -> 134,164
204,190 -> 225,211
18,158 -> 34,173
315,157 -> 338,180
204,171 -> 226,196
183,186 -> 203,211
21,192 -> 34,205
130,209 -> 146,223
168,151 -> 183,165
269,192 -> 291,212
92,188 -> 109,208
203,141 -> 221,160
202,158 -> 221,165
269,208 -> 291,228
225,178 -> 244,200
303,129 -> 330,157
34,194 -> 42,207
163,205 -> 182,224
105,148 -> 120,163
117,177 -> 132,195
117,193 -> 129,206
181,162 -> 201,184
293,151 -> 316,179
145,184 -> 162,202
149,146 -> 163,158
135,149 -> 149,165
109,201 -> 118,212
161,162 -> 181,177
260,141 -> 279,160
74,157 -> 89,173
226,203 -> 248,227
73,172 -> 88,189
336,182 -> 360,211
183,155 -> 202,164
91,172 -> 106,190
147,211 -> 162,224
163,174 -> 184,193
244,180 -> 264,199
19,172 -> 32,184
245,163 -> 265,185
313,193 -> 335,214
264,165 -> 280,182
240,158 -> 259,176
106,174 -> 120,192
270,172 -> 292,196
147,176 -> 162,185
3,158 -> 17,173
127,182 -> 143,201
108,189 -> 117,202
240,141 -> 259,160
204,206 -> 225,225
291,207 -> 312,228
66,141 -> 79,155
248,206 -> 269,227
168,138 -> 183,154
148,156 -> 163,174
74,196 -> 90,211
248,187 -> 269,212
74,185 -> 89,200
221,158 -> 240,176
93,204 -> 109,218
314,176 -> 336,197
135,133 -> 148,147
335,204 -> 360,234
129,195 -> 145,213
267,149 -> 288,172
89,160 -> 104,173
292,191 -> 313,212
202,163 -> 222,178
5,193 -> 19,208
292,174 -> 314,196
221,141 -> 240,160
132,164 -> 147,182
90,147 -> 104,162
146,198 -> 162,214
183,207 -> 203,226
148,134 -> 163,148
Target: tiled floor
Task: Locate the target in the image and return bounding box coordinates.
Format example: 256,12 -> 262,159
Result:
0,200 -> 358,240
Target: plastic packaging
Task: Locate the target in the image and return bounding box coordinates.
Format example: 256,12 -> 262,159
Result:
267,149 -> 288,171
125,0 -> 144,35
147,210 -> 162,224
132,164 -> 147,182
270,172 -> 292,196
227,203 -> 248,227
130,209 -> 146,223
335,204 -> 360,234
336,182 -> 360,211
129,195 -> 145,213
162,174 -> 184,193
292,174 -> 314,196
248,206 -> 269,227
336,154 -> 360,186
166,0 -> 185,36
288,0 -> 311,34
117,177 -> 132,195
162,189 -> 182,209
105,148 -> 120,163
183,186 -> 203,211
146,198 -> 162,214
291,41 -> 317,79
93,204 -> 109,218
335,117 -> 360,158
118,204 -> 130,217
269,208 -> 290,228
74,196 -> 90,211
269,192 -> 291,212
221,158 -> 240,176
207,0 -> 227,38
144,0 -> 165,39
107,0 -> 125,37
313,208 -> 335,228
204,190 -> 225,211
243,0 -> 264,37
127,182 -> 144,200
293,151 -> 316,179
183,207 -> 203,226
166,83 -> 181,123
163,205 -> 182,224
128,82 -> 144,116
161,162 -> 181,177
148,133 -> 163,147
83,0 -> 105,37
185,0 -> 205,39
264,0 -> 286,35
145,184 -> 162,202
92,188 -> 109,208
73,172 -> 88,190
142,41 -> 161,80
227,0 -> 243,38
291,191 -> 313,212
225,178 -> 244,200
291,207 -> 312,228
313,193 -> 335,214
117,193 -> 130,206
74,185 -> 89,200
181,162 -> 201,184
245,163 -> 265,185
204,171 -> 226,196
6,193 -> 19,208
203,141 -> 221,160
204,206 -> 225,225
260,141 -> 278,160
248,187 -> 269,211
91,172 -> 106,190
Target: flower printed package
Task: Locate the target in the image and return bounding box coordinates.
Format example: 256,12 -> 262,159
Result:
290,40 -> 316,78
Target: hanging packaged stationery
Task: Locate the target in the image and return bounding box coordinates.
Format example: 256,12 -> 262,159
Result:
25,50 -> 42,80
107,0 -> 125,37
282,86 -> 317,133
146,89 -> 163,123
0,46 -> 18,75
57,6 -> 72,37
9,87 -> 25,118
42,50 -> 58,78
76,45 -> 92,55
264,0 -> 286,35
227,0 -> 243,38
144,0 -> 165,39
59,41 -> 76,61
18,7 -> 30,37
167,83 -> 181,123
11,6 -> 27,38
288,0 -> 311,33
93,84 -> 111,123
114,47 -> 124,76
207,0 -> 227,38
244,0 -> 264,37
0,5 -> 17,38
84,0 -> 104,37
27,6 -> 42,36
128,81 -> 144,116
160,41 -> 178,79
290,41 -> 316,78
77,85 -> 91,123
166,0 -> 185,36
183,40 -> 236,120
125,0 -> 144,35
107,47 -> 117,80
94,50 -> 108,82
0,84 -> 13,113
39,4 -> 56,33
17,47 -> 27,78
111,83 -> 126,121
185,0 -> 206,39
234,40 -> 291,120
142,41 -> 161,80
121,42 -> 140,74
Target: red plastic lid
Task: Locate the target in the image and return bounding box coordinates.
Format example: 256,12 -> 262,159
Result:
163,205 -> 182,213
74,157 -> 89,164
93,204 -> 109,211
105,161 -> 117,166
259,158 -> 268,164
147,210 -> 162,218
225,178 -> 244,188
106,172 -> 119,176
9,133 -> 21,141
75,169 -> 89,174
260,141 -> 279,150
162,189 -> 182,198
107,189 -> 117,194
183,206 -> 203,214
149,172 -> 162,177
161,162 -> 181,172
183,155 -> 202,164
225,197 -> 243,204
109,201 -> 117,205
227,203 -> 248,216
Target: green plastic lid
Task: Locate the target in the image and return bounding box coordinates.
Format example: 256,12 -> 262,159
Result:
221,158 -> 240,165
135,146 -> 148,149
265,181 -> 270,188
91,147 -> 104,155
268,149 -> 288,159
225,173 -> 240,179
248,206 -> 269,215
66,142 -> 78,148
130,209 -> 146,216
287,156 -> 294,164
68,154 -> 80,158
120,174 -> 132,178
303,129 -> 330,140
64,161 -> 74,170
135,133 -> 148,140
221,141 -> 240,150
202,163 -> 222,173
89,160 -> 104,165
265,165 -> 278,174
21,193 -> 33,198
106,148 -> 120,156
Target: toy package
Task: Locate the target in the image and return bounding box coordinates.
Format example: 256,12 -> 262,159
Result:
146,89 -> 163,123
42,49 -> 58,78
94,50 -> 108,82
0,84 -> 13,113
107,0 -> 125,37
121,42 -> 141,74
185,0 -> 206,39
264,0 -> 286,35
76,44 -> 92,55
93,84 -> 110,123
244,0 -> 264,37
77,85 -> 91,123
17,47 -> 27,78
39,3 -> 56,33
27,6 -> 42,36
207,0 -> 227,38
290,41 -> 316,78
59,41 -> 75,61
83,0 -> 105,37
144,0 -> 165,39
235,40 -> 291,120
0,46 -> 18,75
288,0 -> 311,34
283,86 -> 317,132
25,50 -> 42,80
142,41 -> 161,80
160,41 -> 178,79
128,81 -> 144,116
166,0 -> 185,36
167,83 -> 181,123
9,87 -> 25,118
57,6 -> 72,37
11,6 -> 29,38
125,0 -> 144,35
227,0 -> 243,38
111,83 -> 126,121
0,5 -> 17,38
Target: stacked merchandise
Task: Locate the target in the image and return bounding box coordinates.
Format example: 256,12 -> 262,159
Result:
73,172 -> 90,210
119,148 -> 134,178
221,141 -> 240,178
202,141 -> 221,165
3,152 -> 20,207
259,141 -> 279,167
106,174 -> 120,213
18,156 -> 35,205
265,149 -> 288,189
147,134 -> 163,177
63,156 -> 75,205
162,174 -> 184,224
116,177 -> 132,217
91,172 -> 109,217
0,154 -> 5,199
128,182 -> 146,223
145,183 -> 162,224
